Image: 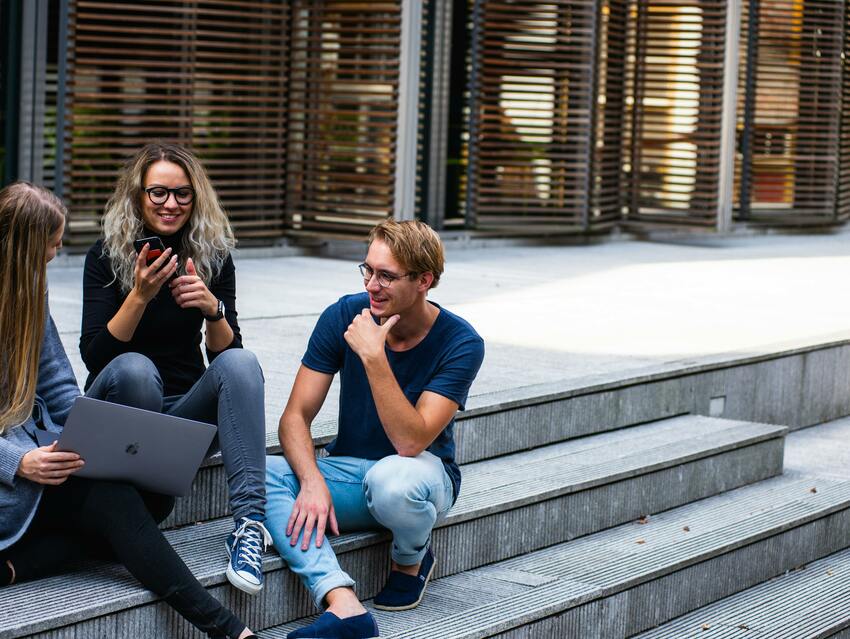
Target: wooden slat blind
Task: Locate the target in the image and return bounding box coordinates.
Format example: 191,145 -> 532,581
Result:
735,0 -> 846,224
592,0 -> 628,225
466,0 -> 598,232
64,0 -> 289,246
285,1 -> 401,237
623,0 -> 727,226
839,3 -> 850,220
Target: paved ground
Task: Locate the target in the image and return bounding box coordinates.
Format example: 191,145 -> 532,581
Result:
47,230 -> 850,430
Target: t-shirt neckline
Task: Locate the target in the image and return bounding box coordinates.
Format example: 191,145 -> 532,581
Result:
384,301 -> 443,355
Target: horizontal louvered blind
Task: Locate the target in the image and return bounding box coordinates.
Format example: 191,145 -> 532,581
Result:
466,0 -> 597,232
839,4 -> 850,220
43,63 -> 58,191
65,0 -> 289,246
735,0 -> 845,224
624,0 -> 726,225
592,0 -> 628,224
285,1 -> 401,237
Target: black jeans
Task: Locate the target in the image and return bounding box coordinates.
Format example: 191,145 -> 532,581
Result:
2,477 -> 245,639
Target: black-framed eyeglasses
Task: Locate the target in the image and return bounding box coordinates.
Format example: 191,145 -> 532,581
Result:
358,263 -> 415,288
145,186 -> 195,206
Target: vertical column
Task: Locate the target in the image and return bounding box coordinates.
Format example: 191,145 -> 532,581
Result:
717,0 -> 742,233
394,0 -> 423,221
422,0 -> 453,230
463,0 -> 483,228
18,0 -> 48,184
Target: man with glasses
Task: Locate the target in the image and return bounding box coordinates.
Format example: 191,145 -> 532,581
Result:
266,220 -> 485,639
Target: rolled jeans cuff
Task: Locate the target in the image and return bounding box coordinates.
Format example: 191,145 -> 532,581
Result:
392,545 -> 430,568
312,569 -> 356,610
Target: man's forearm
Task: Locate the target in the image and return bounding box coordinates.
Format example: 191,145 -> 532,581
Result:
278,414 -> 325,483
362,354 -> 428,456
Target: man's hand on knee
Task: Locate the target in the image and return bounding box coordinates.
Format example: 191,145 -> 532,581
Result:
287,478 -> 340,550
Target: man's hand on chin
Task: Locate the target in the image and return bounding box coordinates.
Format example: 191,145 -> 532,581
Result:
344,308 -> 400,362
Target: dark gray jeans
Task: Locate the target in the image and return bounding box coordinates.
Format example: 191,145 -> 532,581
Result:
86,349 -> 266,521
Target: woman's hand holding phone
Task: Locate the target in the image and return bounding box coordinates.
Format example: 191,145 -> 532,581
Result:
133,243 -> 178,303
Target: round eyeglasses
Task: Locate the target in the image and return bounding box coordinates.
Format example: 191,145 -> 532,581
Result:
358,263 -> 415,288
145,186 -> 195,206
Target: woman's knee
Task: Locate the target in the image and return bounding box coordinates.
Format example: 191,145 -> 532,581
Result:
140,491 -> 176,524
210,348 -> 262,376
108,352 -> 159,382
91,353 -> 162,410
209,349 -> 264,392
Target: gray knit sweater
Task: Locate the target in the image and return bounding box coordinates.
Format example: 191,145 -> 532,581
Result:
0,308 -> 81,550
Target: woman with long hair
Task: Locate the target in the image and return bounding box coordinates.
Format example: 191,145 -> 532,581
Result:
0,181 -> 257,638
79,142 -> 269,595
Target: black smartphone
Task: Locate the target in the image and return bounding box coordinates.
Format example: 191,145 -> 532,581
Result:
133,236 -> 166,266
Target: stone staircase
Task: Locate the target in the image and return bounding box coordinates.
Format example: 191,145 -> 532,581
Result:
634,545 -> 850,638
4,377 -> 848,639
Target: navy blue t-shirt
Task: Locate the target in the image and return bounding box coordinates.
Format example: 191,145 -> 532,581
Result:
302,292 -> 485,501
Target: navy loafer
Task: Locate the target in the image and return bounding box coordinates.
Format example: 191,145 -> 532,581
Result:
372,547 -> 435,611
286,611 -> 378,639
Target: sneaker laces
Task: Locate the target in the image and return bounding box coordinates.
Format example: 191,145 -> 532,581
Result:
232,518 -> 272,572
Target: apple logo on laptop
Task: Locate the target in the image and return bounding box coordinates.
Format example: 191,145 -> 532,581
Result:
125,442 -> 140,456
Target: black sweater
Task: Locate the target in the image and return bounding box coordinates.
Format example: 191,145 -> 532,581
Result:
80,230 -> 242,396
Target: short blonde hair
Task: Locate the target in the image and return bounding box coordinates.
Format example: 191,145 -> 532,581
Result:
368,219 -> 444,289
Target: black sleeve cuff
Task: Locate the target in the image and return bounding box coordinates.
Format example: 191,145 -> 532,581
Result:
206,333 -> 242,363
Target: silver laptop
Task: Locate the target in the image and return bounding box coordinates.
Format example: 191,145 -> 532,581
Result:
36,396 -> 217,496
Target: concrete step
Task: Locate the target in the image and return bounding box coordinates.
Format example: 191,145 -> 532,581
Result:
265,474 -> 850,638
0,415 -> 784,638
164,384 -> 718,530
634,546 -> 850,638
164,397 -> 775,529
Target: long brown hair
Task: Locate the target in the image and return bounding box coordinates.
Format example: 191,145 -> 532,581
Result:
101,142 -> 235,293
0,182 -> 66,434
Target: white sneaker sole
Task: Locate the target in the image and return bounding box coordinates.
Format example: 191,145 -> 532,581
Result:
224,541 -> 263,596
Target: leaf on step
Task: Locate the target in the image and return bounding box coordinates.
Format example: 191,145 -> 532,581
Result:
738,623 -> 750,630
637,515 -> 650,524
683,526 -> 691,532
827,569 -> 834,576
810,487 -> 818,493
701,623 -> 710,630
636,539 -> 646,544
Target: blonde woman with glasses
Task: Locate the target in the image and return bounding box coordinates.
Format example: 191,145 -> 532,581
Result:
0,181 -> 258,638
79,142 -> 269,596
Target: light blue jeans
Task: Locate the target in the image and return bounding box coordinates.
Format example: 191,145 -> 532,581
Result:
265,452 -> 454,608
86,350 -> 266,521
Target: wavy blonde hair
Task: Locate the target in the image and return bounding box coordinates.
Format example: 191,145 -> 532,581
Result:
0,182 -> 66,434
101,142 -> 235,293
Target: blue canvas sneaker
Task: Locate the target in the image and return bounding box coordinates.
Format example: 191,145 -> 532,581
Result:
225,516 -> 271,595
287,611 -> 379,639
372,546 -> 435,611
